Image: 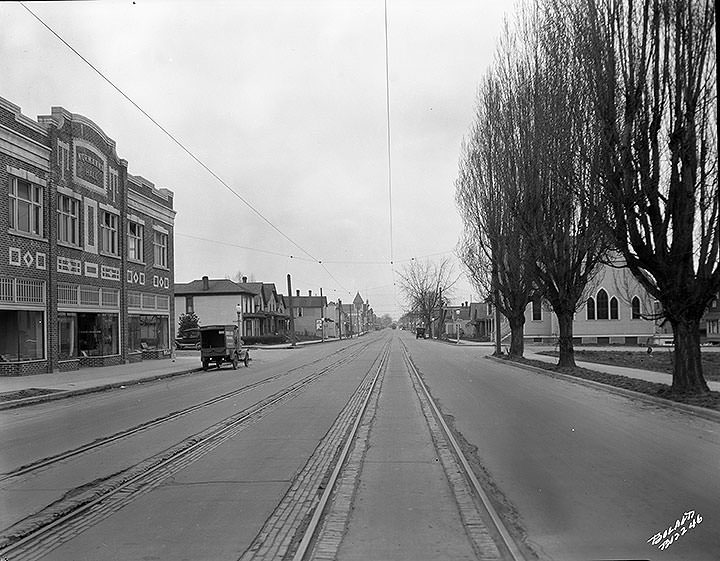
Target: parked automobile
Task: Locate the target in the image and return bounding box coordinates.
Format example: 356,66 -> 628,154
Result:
175,327 -> 201,350
416,327 -> 426,339
200,325 -> 249,370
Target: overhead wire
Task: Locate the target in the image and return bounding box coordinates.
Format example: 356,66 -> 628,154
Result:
20,2 -> 351,294
383,0 -> 400,316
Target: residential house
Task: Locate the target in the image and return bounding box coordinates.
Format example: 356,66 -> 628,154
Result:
442,303 -> 473,338
174,276 -> 256,336
237,278 -> 289,337
288,290 -> 327,337
703,292 -> 720,345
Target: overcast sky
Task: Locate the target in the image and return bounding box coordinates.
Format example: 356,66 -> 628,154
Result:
2,0 -> 510,318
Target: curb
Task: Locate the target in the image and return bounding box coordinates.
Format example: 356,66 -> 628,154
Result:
0,367 -> 203,411
487,355 -> 720,423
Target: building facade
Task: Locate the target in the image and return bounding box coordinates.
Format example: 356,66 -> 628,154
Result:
174,277 -> 257,336
289,290 -> 327,337
0,97 -> 175,375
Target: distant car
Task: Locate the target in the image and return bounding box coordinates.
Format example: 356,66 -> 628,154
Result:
416,327 -> 426,339
175,327 -> 201,350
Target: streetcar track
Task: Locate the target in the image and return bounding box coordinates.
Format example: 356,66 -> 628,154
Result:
0,337 -> 387,560
237,337 -> 392,561
398,338 -> 525,561
0,337 -> 375,483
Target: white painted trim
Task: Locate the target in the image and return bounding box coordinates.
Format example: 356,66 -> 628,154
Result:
6,165 -> 47,186
56,185 -> 82,199
99,202 -> 120,215
127,191 -> 176,225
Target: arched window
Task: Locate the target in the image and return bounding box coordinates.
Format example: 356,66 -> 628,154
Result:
631,296 -> 641,319
610,297 -> 619,319
597,289 -> 609,320
532,298 -> 542,321
586,297 -> 596,320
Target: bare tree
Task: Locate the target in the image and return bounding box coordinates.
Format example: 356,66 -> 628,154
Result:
517,1 -> 611,367
397,258 -> 458,339
456,45 -> 539,357
578,0 -> 718,394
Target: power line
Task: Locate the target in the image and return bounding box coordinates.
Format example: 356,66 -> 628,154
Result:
174,233 -> 315,262
383,0 -> 400,317
20,2 -> 326,267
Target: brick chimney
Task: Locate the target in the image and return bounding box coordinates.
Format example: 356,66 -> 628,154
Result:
202,276 -> 209,290
296,290 -> 300,297
242,276 -> 247,283
308,290 -> 312,296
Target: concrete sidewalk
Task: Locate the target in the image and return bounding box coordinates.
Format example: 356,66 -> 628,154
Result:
523,347 -> 720,392
0,337 -> 351,409
0,356 -> 203,409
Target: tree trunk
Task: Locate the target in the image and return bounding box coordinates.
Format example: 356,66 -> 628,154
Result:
556,312 -> 576,368
508,314 -> 525,357
669,318 -> 709,395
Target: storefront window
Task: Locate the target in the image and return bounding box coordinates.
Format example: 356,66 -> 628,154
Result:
58,312 -> 77,359
128,315 -> 169,351
0,310 -> 45,361
77,313 -> 119,356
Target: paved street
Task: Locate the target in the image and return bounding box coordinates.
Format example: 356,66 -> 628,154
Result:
1,331 -> 718,560
411,334 -> 720,560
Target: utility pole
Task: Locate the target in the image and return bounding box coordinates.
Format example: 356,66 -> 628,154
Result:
338,298 -> 342,339
287,274 -> 296,348
320,287 -> 325,342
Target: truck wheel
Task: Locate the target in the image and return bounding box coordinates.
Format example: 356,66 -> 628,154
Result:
202,359 -> 209,371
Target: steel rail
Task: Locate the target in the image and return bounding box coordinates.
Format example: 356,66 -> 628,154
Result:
400,340 -> 526,561
291,339 -> 392,561
0,338 -> 381,560
0,337 -> 374,483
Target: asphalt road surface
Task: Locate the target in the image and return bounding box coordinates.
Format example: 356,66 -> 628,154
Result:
1,330 -> 718,560
408,332 -> 720,560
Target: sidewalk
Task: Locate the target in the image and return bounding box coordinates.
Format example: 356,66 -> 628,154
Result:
0,356 -> 202,410
0,337 -> 350,409
523,347 -> 720,392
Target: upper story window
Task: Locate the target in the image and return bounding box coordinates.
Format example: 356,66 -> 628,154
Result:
100,211 -> 119,256
153,230 -> 168,268
57,194 -> 79,246
128,221 -> 144,262
186,296 -> 194,314
9,176 -> 43,236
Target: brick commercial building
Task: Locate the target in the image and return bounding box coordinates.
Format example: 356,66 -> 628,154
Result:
0,96 -> 175,375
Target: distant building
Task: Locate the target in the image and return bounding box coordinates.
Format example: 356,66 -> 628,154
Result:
0,96 -> 175,374
174,276 -> 257,335
470,255 -> 661,345
704,292 -> 720,345
174,276 -> 289,339
288,290 -> 327,337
